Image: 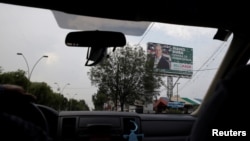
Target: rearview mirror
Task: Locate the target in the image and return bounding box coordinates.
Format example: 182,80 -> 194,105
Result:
65,30 -> 126,66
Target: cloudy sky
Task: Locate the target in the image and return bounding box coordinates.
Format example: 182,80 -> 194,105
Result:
0,3 -> 232,110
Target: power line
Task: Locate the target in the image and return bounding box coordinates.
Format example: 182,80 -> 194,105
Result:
137,22 -> 155,45
160,67 -> 218,95
192,68 -> 218,71
51,87 -> 95,90
179,40 -> 227,92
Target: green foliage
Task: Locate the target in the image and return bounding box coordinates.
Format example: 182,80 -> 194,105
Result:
0,66 -> 3,73
29,82 -> 53,105
50,93 -> 67,111
92,91 -> 109,110
0,69 -> 30,90
79,99 -> 90,111
88,45 -> 162,111
29,82 -> 90,111
69,99 -> 90,111
0,67 -> 89,111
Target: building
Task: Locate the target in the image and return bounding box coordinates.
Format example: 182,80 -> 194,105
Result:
154,96 -> 202,114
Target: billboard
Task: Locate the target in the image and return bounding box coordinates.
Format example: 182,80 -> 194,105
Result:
147,42 -> 193,77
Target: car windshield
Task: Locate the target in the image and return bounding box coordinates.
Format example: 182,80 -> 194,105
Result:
0,3 -> 233,113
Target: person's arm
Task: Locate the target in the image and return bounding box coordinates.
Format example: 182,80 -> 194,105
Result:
0,84 -> 52,141
0,112 -> 52,141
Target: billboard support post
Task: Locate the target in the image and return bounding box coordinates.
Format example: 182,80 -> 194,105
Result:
167,76 -> 173,100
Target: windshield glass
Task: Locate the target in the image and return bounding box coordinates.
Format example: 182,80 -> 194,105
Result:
0,3 -> 232,113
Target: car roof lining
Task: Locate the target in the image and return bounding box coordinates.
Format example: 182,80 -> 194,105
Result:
1,1 -> 250,33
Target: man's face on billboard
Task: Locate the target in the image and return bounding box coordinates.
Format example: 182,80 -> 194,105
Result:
155,45 -> 162,58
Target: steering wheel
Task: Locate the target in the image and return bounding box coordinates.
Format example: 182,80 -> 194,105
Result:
1,103 -> 49,133
0,98 -> 49,133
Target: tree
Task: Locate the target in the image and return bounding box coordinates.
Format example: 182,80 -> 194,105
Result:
29,82 -> 72,111
69,99 -> 90,111
29,82 -> 54,105
0,69 -> 30,90
92,89 -> 109,110
0,66 -> 3,73
142,57 -> 162,103
79,99 -> 90,111
89,45 -> 162,111
49,92 -> 67,111
0,68 -> 90,111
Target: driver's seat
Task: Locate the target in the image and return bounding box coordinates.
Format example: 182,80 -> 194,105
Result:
189,65 -> 249,141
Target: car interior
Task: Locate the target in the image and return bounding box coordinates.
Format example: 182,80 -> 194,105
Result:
0,1 -> 249,141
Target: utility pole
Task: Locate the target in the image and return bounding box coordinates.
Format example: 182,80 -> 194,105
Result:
176,83 -> 180,102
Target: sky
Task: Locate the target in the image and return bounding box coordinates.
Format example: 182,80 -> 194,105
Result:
0,3 -> 232,110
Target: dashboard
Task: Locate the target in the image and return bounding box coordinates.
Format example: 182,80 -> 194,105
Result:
57,111 -> 142,141
37,105 -> 196,141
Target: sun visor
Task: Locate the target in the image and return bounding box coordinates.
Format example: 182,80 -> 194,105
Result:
52,10 -> 151,36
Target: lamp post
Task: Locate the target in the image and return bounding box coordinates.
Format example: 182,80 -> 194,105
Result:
68,93 -> 77,111
62,83 -> 70,94
54,82 -> 70,111
54,82 -> 60,92
17,53 -> 48,81
54,82 -> 70,94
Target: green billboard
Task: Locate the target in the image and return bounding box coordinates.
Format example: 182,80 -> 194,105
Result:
147,42 -> 193,77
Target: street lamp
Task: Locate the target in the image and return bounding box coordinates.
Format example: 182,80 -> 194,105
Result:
62,83 -> 70,94
69,93 -> 77,111
54,82 -> 70,94
17,53 -> 48,80
54,82 -> 70,112
54,82 -> 60,92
